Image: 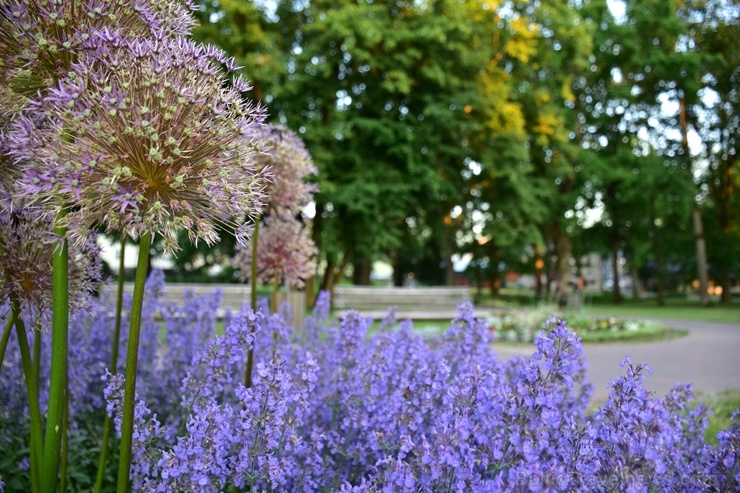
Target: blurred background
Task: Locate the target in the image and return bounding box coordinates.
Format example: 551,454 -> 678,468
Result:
99,0 -> 739,310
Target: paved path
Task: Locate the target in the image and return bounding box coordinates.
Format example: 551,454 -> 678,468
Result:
492,318 -> 740,401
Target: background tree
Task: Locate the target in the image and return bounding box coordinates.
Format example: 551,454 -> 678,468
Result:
187,0 -> 738,303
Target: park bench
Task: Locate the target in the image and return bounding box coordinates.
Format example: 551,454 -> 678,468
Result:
333,285 -> 488,320
110,283 -> 306,327
111,282 -> 250,317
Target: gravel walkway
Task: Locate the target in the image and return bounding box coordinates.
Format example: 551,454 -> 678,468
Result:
492,318 -> 740,401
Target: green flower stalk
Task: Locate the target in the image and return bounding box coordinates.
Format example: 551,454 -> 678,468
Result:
10,299 -> 43,493
0,308 -> 16,371
116,232 -> 152,493
44,214 -> 69,493
94,236 -> 127,493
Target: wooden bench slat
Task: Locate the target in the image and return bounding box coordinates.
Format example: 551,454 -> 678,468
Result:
332,286 -> 480,320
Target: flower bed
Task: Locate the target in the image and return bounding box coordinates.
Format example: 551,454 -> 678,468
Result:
1,275 -> 737,492
490,306 -> 683,343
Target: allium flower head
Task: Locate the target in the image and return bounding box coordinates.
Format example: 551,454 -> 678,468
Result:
0,201 -> 102,326
12,36 -> 269,251
235,216 -> 317,288
0,84 -> 30,194
253,125 -> 318,219
0,0 -> 197,98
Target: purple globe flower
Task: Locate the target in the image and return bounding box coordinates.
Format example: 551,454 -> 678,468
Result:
235,216 -> 318,289
0,200 -> 102,327
0,0 -> 196,99
252,125 -> 318,220
11,36 -> 270,251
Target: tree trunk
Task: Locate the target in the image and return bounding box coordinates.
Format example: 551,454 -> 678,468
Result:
627,249 -> 639,300
475,263 -> 484,302
692,206 -> 710,306
352,256 -> 372,285
305,275 -> 315,310
649,199 -> 665,305
679,97 -> 710,306
443,251 -> 455,287
656,253 -> 666,306
392,254 -> 404,287
321,250 -> 352,301
611,236 -> 622,304
720,274 -> 731,304
335,252 -> 351,288
534,246 -> 545,302
488,245 -> 500,297
554,226 -> 572,308
321,257 -> 336,292
488,270 -> 500,297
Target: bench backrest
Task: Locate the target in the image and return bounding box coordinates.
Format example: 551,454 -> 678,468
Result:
333,285 -> 471,312
105,283 -> 307,326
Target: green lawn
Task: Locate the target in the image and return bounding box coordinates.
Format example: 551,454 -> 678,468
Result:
475,289 -> 740,324
701,389 -> 740,446
580,300 -> 740,324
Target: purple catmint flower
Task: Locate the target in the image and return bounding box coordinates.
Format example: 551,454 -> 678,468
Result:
3,282 -> 739,491
11,36 -> 269,251
234,215 -> 318,288
103,370 -> 165,491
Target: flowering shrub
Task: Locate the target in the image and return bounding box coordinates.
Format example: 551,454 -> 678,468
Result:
1,275 -> 738,492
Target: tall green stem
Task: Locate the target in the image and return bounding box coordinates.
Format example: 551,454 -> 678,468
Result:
13,303 -> 43,493
250,220 -> 259,310
245,220 -> 260,389
59,385 -> 69,493
94,236 -> 126,493
41,219 -> 68,493
271,274 -> 280,358
272,273 -> 279,314
33,330 -> 41,391
0,308 -> 17,371
116,232 -> 152,493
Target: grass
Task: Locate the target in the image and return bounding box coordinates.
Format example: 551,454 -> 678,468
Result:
581,299 -> 740,324
475,289 -> 740,324
701,389 -> 740,446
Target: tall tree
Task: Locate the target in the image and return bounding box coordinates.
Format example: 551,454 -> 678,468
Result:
272,0 -> 488,289
679,0 -> 739,302
511,0 -> 594,306
618,0 -> 718,305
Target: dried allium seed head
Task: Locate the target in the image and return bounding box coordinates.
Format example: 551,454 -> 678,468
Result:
0,201 -> 102,327
234,216 -> 317,289
11,36 -> 269,251
252,125 -> 318,220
